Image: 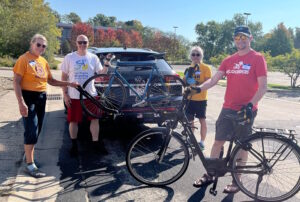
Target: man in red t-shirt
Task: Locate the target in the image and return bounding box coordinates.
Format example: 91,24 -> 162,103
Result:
192,26 -> 268,193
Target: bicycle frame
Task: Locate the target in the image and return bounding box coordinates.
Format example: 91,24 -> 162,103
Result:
104,62 -> 166,102
160,91 -> 298,178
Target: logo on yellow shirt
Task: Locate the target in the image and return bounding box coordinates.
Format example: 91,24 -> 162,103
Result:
29,60 -> 45,78
34,62 -> 46,78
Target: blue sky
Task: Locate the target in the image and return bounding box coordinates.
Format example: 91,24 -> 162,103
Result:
46,0 -> 300,42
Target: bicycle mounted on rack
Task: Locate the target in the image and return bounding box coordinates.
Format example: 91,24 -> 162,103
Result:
126,86 -> 300,202
75,53 -> 185,120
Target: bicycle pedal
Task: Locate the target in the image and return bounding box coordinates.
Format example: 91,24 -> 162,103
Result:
209,187 -> 217,196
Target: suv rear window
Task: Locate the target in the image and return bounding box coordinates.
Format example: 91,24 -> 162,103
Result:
98,52 -> 173,72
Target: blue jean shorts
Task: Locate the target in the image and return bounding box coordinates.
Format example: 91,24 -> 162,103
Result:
22,90 -> 46,145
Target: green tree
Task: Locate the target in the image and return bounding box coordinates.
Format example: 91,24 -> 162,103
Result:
61,40 -> 71,54
283,50 -> 300,88
209,53 -> 228,67
50,8 -> 61,22
264,23 -> 294,56
0,0 -> 61,61
123,20 -> 143,32
62,12 -> 81,24
87,13 -> 116,27
294,28 -> 300,49
269,50 -> 300,88
195,21 -> 222,61
194,13 -> 263,61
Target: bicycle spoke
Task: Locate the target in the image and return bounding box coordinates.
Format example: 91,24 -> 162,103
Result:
231,136 -> 300,201
126,130 -> 189,186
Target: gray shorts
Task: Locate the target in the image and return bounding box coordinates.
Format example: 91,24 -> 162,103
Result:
215,108 -> 257,141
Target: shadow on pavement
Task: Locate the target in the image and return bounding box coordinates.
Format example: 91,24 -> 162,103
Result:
57,117 -> 177,201
0,118 -> 24,197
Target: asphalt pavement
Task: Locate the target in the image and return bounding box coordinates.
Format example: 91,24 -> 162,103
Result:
0,67 -> 300,201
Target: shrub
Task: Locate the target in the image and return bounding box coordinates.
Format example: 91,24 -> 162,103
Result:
48,59 -> 61,70
61,40 -> 71,55
0,55 -> 16,67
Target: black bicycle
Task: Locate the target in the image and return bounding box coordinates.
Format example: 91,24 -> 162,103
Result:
126,87 -> 300,201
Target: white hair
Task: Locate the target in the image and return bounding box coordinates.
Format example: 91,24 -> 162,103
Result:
189,46 -> 204,62
30,34 -> 47,45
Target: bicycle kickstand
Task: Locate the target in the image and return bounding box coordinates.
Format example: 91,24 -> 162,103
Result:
209,146 -> 224,196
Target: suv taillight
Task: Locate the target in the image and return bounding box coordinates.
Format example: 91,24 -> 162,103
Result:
95,75 -> 110,83
164,75 -> 180,83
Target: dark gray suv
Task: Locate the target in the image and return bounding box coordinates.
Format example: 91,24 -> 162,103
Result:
88,47 -> 184,124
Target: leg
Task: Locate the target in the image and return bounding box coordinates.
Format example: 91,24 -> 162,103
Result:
199,118 -> 207,142
22,91 -> 46,177
69,122 -> 78,139
24,144 -> 34,164
89,119 -> 108,154
90,119 -> 99,141
210,140 -> 226,158
22,102 -> 39,164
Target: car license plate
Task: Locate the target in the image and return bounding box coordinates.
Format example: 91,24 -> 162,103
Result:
129,86 -> 145,96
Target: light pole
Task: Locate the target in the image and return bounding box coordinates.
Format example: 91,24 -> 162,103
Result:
243,13 -> 251,26
172,26 -> 178,62
173,26 -> 178,36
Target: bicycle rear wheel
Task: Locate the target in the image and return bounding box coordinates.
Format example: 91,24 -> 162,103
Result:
80,74 -> 126,117
230,133 -> 300,201
147,76 -> 185,112
126,128 -> 189,186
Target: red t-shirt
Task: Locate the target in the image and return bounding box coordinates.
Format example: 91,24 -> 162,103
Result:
219,50 -> 267,111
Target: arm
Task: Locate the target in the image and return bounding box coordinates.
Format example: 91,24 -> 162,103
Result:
47,77 -> 78,88
200,70 -> 225,90
61,72 -> 72,108
13,73 -> 28,117
98,63 -> 108,74
98,54 -> 112,74
249,76 -> 267,105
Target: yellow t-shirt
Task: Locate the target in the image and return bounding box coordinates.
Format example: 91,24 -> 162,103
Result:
186,62 -> 212,101
13,51 -> 52,92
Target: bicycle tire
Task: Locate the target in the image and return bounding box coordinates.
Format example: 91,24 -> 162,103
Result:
147,76 -> 185,112
80,74 -> 126,117
230,133 -> 300,201
126,127 -> 190,186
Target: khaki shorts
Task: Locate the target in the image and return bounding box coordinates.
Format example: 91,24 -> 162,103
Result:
215,108 -> 257,141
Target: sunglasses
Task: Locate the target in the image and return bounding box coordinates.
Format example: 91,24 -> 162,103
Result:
77,41 -> 88,45
234,35 -> 248,41
191,53 -> 201,57
36,43 -> 47,48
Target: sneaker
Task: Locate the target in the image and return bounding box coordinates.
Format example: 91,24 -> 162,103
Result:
23,155 -> 40,168
199,142 -> 205,150
25,166 -> 46,178
69,145 -> 78,157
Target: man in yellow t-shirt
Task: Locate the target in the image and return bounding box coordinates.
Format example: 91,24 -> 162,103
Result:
183,46 -> 212,150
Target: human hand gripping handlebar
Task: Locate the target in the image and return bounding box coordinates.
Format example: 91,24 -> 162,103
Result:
184,86 -> 201,96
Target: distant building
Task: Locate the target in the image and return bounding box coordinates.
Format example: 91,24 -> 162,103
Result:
57,22 -> 118,42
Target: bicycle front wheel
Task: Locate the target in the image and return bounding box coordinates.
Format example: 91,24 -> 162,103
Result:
147,76 -> 185,112
126,128 -> 189,186
230,134 -> 300,201
80,74 -> 126,117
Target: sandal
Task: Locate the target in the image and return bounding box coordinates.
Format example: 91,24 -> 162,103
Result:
193,174 -> 214,188
223,183 -> 240,194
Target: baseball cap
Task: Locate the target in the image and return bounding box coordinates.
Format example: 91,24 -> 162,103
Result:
234,26 -> 251,37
